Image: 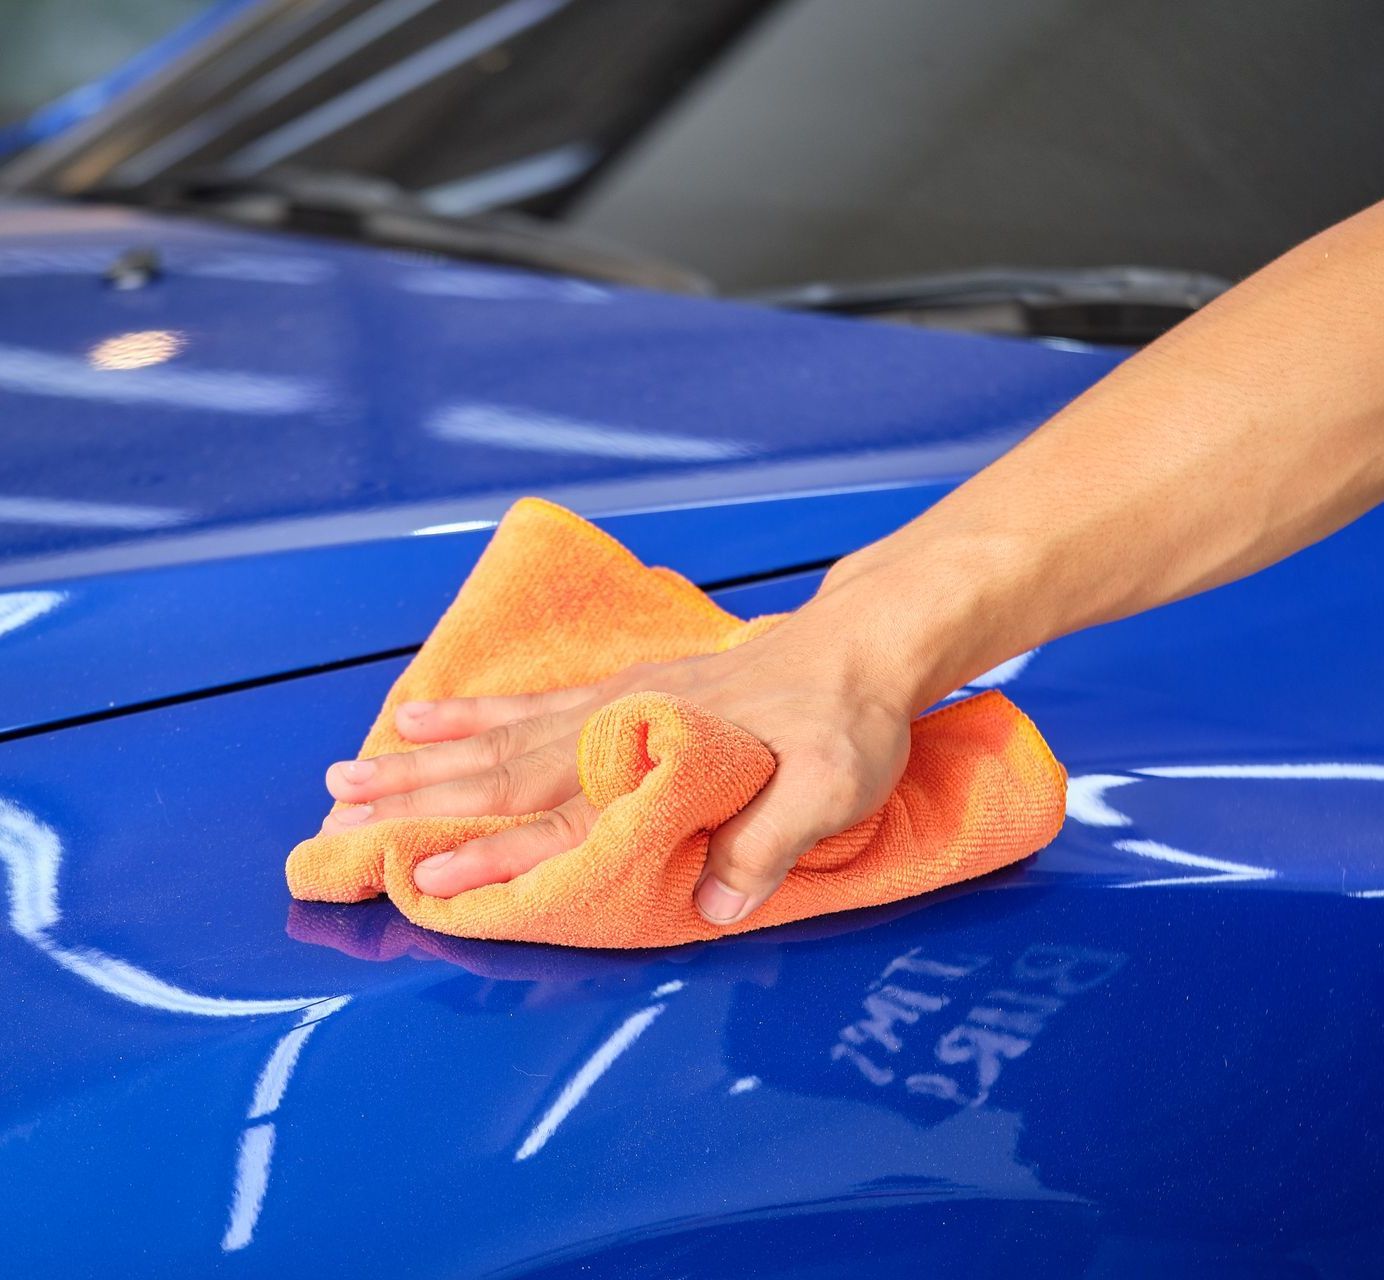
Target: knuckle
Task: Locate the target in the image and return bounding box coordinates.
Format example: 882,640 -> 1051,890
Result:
716,836 -> 785,885
536,803 -> 580,846
487,851 -> 520,885
389,750 -> 424,787
797,737 -> 870,808
469,721 -> 516,770
800,732 -> 855,774
489,831 -> 539,883
477,758 -> 523,811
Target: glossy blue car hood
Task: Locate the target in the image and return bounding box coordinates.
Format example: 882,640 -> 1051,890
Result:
1,203 -> 1382,1278
0,202 -> 1118,579
0,200 -> 1122,732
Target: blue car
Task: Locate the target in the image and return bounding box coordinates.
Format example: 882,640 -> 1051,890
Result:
1,3 -> 1381,1276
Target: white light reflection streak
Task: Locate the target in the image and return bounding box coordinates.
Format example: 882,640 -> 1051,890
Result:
114,0 -> 459,184
0,497 -> 187,530
410,518 -> 497,538
401,270 -> 609,302
0,798 -> 330,1016
48,948 -> 323,1017
1065,764 -> 1384,889
0,798 -> 350,1251
1065,774 -> 1139,828
1112,838 -> 1278,889
1067,763 -> 1384,830
1139,763 -> 1384,781
422,143 -> 598,216
968,649 -> 1038,688
249,996 -> 352,1119
227,0 -> 573,174
430,403 -> 752,462
941,648 -> 1039,701
0,590 -> 64,638
221,1124 -> 275,1253
223,996 -> 353,1251
0,343 -> 323,414
514,1002 -> 666,1162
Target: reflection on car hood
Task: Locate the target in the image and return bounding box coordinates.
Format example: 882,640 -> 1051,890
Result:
0,199 -> 1123,732
2,526 -> 1383,1275
0,201 -> 1118,582
1,202 -> 1381,1278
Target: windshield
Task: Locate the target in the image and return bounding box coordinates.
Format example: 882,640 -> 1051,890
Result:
0,0 -> 245,154
568,0 -> 1384,291
5,0 -> 1383,295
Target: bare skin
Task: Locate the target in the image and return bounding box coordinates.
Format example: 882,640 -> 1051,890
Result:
322,200 -> 1384,926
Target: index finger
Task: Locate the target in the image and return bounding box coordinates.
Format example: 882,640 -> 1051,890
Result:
395,685 -> 596,742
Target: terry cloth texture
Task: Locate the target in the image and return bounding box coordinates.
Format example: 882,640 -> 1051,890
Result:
286,497 -> 1066,948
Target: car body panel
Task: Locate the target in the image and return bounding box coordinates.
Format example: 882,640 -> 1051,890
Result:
0,202 -> 1121,731
0,485 -> 982,736
0,202 -> 1381,1278
0,203 -> 1118,577
3,507 -> 1382,1278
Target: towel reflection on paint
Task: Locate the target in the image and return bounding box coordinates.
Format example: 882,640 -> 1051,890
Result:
832,944 -> 1126,1109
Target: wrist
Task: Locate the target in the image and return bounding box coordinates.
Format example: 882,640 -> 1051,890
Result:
812,525 -> 1040,715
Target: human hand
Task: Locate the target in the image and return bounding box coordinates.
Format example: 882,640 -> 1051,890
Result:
319,562 -> 946,926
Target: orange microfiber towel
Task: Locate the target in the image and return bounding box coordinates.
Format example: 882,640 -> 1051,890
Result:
286,498 -> 1066,948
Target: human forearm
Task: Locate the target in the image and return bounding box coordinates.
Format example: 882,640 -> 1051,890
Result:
330,201 -> 1384,927
819,200 -> 1384,713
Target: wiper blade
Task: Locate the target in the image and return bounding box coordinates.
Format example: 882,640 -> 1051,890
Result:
91,166 -> 708,294
754,266 -> 1232,345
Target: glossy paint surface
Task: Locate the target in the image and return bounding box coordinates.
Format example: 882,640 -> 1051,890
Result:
1,203 -> 1381,1278
4,509 -> 1383,1278
0,202 -> 1118,580
0,199 -> 1120,731
0,486 -> 952,735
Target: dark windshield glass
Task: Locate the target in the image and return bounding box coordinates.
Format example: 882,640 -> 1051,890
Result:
568,0 -> 1384,289
6,0 -> 1383,294
0,0 -> 215,134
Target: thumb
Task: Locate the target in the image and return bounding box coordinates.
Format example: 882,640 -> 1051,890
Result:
695,766 -> 825,926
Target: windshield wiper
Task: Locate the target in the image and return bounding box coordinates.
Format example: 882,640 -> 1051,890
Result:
752,266 -> 1231,345
89,165 -> 709,294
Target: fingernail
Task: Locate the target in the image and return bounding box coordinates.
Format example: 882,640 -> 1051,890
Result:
399,701 -> 434,719
696,876 -> 748,923
335,758 -> 376,783
418,850 -> 455,871
330,803 -> 373,827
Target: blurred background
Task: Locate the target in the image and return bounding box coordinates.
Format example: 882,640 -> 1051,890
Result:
3,0 -> 1384,336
